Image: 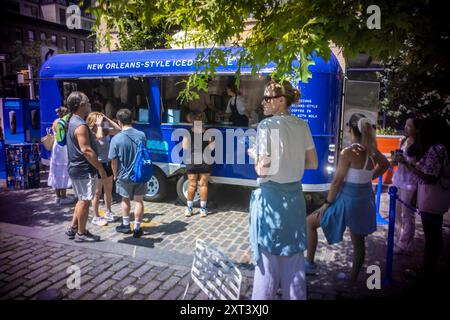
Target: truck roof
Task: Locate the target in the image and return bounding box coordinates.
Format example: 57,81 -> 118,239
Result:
39,47 -> 342,80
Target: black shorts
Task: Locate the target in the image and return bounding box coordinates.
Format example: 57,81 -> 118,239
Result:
186,164 -> 212,175
97,162 -> 114,178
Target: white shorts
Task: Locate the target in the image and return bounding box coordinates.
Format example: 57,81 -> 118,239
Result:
71,176 -> 97,201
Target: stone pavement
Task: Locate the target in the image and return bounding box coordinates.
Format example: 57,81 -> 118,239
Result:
1,180 -> 450,300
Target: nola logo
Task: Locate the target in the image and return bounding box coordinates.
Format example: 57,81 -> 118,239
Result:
66,5 -> 84,30
143,160 -> 152,165
147,139 -> 169,154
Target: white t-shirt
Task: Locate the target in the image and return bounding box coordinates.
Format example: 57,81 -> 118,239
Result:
226,95 -> 246,115
256,115 -> 315,184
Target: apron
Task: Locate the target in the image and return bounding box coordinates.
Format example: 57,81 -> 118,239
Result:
230,96 -> 249,127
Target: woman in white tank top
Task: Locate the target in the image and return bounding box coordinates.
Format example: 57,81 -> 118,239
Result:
305,113 -> 389,282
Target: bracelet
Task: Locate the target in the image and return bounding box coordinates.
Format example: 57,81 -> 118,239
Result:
325,199 -> 333,205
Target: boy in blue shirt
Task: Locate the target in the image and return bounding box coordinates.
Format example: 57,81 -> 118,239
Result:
109,109 -> 147,238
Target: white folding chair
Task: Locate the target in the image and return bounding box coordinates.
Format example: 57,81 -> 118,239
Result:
182,239 -> 242,300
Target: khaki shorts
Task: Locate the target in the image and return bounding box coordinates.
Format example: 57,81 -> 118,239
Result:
72,176 -> 97,201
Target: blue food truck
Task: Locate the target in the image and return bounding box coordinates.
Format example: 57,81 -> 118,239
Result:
39,48 -> 342,204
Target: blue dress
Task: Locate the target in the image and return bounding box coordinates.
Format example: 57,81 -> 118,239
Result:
320,181 -> 377,244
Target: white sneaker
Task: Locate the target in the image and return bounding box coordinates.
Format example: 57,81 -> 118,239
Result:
185,207 -> 193,217
104,211 -> 119,222
200,208 -> 208,218
91,217 -> 108,226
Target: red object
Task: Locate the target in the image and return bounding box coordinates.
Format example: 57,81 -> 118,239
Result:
374,135 -> 403,184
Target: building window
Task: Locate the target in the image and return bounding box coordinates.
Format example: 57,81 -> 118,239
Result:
59,8 -> 66,24
80,40 -> 85,52
61,36 -> 68,51
70,38 -> 77,52
28,30 -> 35,42
51,34 -> 57,45
87,41 -> 93,52
40,32 -> 46,41
23,4 -> 39,18
15,27 -> 23,43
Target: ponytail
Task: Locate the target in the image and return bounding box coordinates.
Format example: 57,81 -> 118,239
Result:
65,91 -> 88,131
358,118 -> 377,155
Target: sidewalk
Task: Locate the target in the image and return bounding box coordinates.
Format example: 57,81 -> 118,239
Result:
1,184 -> 449,300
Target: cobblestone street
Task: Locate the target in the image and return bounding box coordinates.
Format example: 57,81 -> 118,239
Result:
1,181 -> 449,300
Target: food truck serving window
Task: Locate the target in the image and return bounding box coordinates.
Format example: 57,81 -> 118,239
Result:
59,77 -> 151,123
160,75 -> 269,126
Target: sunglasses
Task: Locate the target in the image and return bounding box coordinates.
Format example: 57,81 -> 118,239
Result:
262,95 -> 283,102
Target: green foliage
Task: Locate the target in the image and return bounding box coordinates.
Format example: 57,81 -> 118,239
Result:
9,41 -> 42,77
376,126 -> 397,136
378,2 -> 450,127
91,0 -> 441,103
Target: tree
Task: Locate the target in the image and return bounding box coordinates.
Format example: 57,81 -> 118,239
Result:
9,40 -> 41,79
378,2 -> 450,127
91,0 -> 445,104
95,10 -> 174,51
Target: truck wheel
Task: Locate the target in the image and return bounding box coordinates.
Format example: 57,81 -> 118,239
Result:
176,174 -> 201,206
144,167 -> 168,202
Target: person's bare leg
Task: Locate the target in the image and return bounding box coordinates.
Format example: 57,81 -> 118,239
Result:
133,195 -> 144,223
92,179 -> 103,218
199,174 -> 209,202
104,176 -> 113,212
350,232 -> 366,281
306,213 -> 321,263
187,174 -> 198,201
71,202 -> 78,228
121,197 -> 131,217
61,189 -> 67,198
77,200 -> 91,234
55,189 -> 61,198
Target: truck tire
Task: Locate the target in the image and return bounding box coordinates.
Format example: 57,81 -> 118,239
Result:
144,167 -> 168,202
176,174 -> 201,206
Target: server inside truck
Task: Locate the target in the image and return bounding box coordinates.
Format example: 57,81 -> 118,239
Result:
160,75 -> 268,127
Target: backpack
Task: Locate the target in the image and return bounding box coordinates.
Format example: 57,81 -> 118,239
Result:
123,132 -> 153,183
55,114 -> 70,146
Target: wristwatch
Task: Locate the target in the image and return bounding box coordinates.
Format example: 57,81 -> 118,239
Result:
325,199 -> 333,205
